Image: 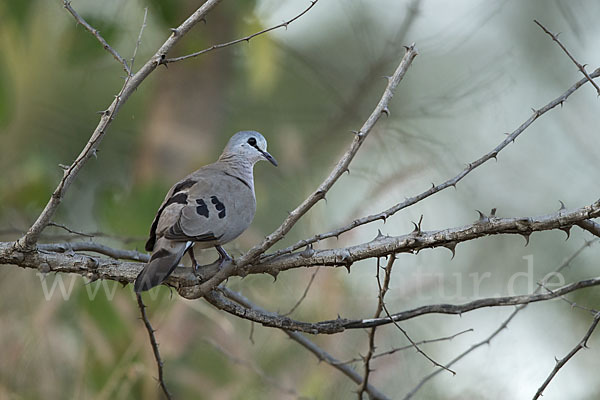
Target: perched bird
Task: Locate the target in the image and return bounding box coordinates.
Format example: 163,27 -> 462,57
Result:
134,131 -> 277,292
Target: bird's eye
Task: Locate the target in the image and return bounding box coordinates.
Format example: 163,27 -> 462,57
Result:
247,137 -> 257,146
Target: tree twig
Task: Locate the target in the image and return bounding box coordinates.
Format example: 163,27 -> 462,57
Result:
402,239 -> 597,399
136,293 -> 172,400
357,257 -> 393,399
219,287 -> 390,400
62,0 -> 131,75
534,19 -> 600,96
130,7 -> 149,74
163,0 -> 319,64
282,269 -> 319,316
532,312 -> 600,400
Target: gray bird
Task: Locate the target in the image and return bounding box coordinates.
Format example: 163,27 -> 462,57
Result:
134,131 -> 277,292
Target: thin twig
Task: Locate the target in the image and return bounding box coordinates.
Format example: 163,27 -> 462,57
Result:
532,313 -> 600,400
262,67 -> 600,262
534,19 -> 600,96
62,0 -> 131,75
375,256 -> 455,376
219,287 -> 390,400
339,329 -> 473,365
402,239 -> 597,399
163,1 -> 319,64
136,293 -> 172,400
282,269 -> 319,316
47,222 -> 95,238
130,7 -> 149,74
357,257 -> 390,399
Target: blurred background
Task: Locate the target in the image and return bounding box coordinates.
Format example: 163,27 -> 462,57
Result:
1,0 -> 600,398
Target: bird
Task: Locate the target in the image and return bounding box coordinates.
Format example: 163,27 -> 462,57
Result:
134,131 -> 277,292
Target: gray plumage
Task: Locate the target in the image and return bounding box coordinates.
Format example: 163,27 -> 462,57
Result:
134,131 -> 277,292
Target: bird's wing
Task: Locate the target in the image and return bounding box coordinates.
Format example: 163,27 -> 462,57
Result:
149,167 -> 256,246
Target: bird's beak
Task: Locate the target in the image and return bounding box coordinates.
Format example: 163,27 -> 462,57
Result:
260,149 -> 278,167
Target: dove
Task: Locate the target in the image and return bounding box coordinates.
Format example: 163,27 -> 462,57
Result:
134,131 -> 277,292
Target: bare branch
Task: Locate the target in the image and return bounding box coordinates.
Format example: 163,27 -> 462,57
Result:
136,293 -> 172,400
2,201 -> 599,296
47,222 -> 95,238
532,313 -> 600,400
220,288 -> 390,400
253,201 -> 600,274
534,19 -> 600,96
358,257 -> 394,399
15,0 -> 224,251
62,0 -> 131,75
130,7 -> 149,74
577,219 -> 600,238
282,268 -> 319,316
163,0 -> 319,64
178,45 -> 418,300
263,67 -> 600,261
402,239 -> 597,399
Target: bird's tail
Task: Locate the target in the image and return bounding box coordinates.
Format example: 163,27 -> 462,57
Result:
134,238 -> 189,292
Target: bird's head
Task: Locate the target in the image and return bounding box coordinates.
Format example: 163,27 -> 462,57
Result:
222,130 -> 278,166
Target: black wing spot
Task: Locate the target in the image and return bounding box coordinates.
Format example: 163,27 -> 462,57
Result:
165,192 -> 188,207
211,196 -> 226,219
196,198 -> 209,218
173,178 -> 196,194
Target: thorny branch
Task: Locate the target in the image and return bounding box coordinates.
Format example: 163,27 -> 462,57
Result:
534,19 -> 600,96
532,313 -> 600,400
136,294 -> 172,400
402,239 -> 598,399
163,0 -> 320,64
3,200 -> 599,291
220,287 -> 390,400
357,256 -> 395,400
262,67 -> 600,261
62,0 -> 131,75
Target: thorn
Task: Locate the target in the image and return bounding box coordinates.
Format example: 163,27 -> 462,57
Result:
558,200 -> 566,211
443,242 -> 457,260
344,263 -> 352,274
378,215 -> 387,224
169,28 -> 179,35
381,106 -> 390,117
521,233 -> 531,247
268,271 -> 279,282
431,182 -> 435,190
490,208 -> 497,217
476,210 -> 489,223
374,229 -> 385,241
58,163 -> 70,170
200,17 -> 207,24
491,151 -> 498,161
300,244 -> 315,258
